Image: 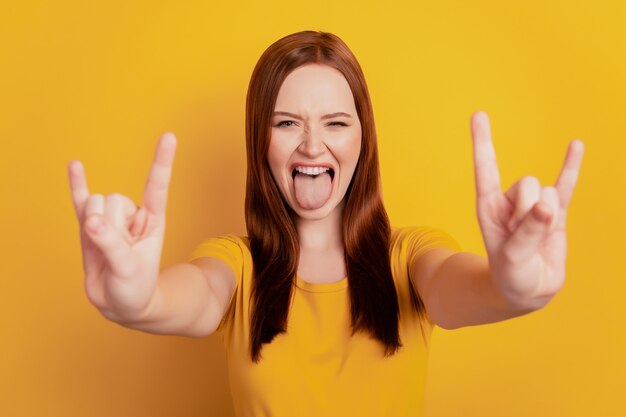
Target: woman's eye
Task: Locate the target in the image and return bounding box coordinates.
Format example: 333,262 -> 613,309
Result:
275,120 -> 348,128
276,120 -> 295,127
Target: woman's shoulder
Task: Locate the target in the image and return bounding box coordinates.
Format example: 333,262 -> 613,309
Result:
190,233 -> 249,247
390,224 -> 453,241
389,225 -> 462,256
186,233 -> 251,266
213,234 -> 250,249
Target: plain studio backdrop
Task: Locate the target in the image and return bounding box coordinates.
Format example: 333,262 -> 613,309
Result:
1,1 -> 624,416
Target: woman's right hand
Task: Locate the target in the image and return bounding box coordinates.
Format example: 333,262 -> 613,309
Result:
67,133 -> 177,323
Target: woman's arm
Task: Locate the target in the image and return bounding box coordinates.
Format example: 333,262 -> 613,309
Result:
411,247 -> 553,330
113,258 -> 235,337
416,112 -> 583,329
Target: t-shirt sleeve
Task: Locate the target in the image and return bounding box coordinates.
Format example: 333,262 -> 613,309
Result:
391,226 -> 462,329
185,234 -> 244,333
186,234 -> 243,273
403,226 -> 462,268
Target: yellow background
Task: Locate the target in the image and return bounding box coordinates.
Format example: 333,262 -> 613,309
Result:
1,1 -> 624,416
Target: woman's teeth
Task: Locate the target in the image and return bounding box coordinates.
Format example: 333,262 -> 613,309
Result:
295,166 -> 330,176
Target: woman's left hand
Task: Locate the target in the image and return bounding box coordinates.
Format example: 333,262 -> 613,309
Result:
470,111 -> 585,308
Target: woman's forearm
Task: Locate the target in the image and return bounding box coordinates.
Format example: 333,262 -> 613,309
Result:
428,252 -> 554,330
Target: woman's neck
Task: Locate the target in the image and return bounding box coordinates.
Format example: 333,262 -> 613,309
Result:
294,204 -> 344,251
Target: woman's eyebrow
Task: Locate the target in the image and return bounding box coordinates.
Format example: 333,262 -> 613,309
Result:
273,111 -> 352,120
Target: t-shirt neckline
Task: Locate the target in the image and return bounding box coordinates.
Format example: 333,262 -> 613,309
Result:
295,275 -> 348,293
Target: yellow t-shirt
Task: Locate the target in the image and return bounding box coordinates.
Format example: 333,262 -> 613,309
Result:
187,226 -> 461,417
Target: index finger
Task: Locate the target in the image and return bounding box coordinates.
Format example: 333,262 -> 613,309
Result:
471,111 -> 502,198
67,159 -> 90,221
142,132 -> 177,217
555,139 -> 585,210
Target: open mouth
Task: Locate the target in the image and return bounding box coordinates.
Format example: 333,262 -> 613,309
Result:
291,168 -> 335,181
290,166 -> 335,210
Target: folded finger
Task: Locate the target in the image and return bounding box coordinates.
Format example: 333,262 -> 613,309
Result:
104,193 -> 137,235
502,201 -> 554,263
505,176 -> 541,232
84,194 -> 104,228
541,185 -> 560,232
84,214 -> 136,278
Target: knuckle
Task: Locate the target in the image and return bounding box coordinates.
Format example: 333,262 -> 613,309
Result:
542,185 -> 557,195
88,193 -> 103,203
106,193 -> 125,203
521,175 -> 540,188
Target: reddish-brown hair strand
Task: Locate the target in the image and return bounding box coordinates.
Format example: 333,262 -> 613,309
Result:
245,30 -> 412,362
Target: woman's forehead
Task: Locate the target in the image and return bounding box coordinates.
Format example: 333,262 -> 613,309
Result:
274,64 -> 356,115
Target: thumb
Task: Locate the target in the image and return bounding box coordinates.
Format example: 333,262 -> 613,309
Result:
502,202 -> 553,263
85,215 -> 136,278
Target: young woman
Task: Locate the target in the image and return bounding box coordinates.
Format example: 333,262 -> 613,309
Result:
68,31 -> 584,417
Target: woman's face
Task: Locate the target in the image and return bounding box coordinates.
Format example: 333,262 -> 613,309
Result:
268,63 -> 362,221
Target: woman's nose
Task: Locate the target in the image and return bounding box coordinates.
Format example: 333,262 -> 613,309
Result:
298,128 -> 326,157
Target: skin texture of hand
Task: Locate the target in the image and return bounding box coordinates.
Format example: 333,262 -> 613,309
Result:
470,111 -> 584,307
67,132 -> 177,321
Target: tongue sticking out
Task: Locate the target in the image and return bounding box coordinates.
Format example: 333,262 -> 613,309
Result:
293,172 -> 332,210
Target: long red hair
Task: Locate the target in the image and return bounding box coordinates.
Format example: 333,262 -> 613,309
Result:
245,30 -> 407,362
